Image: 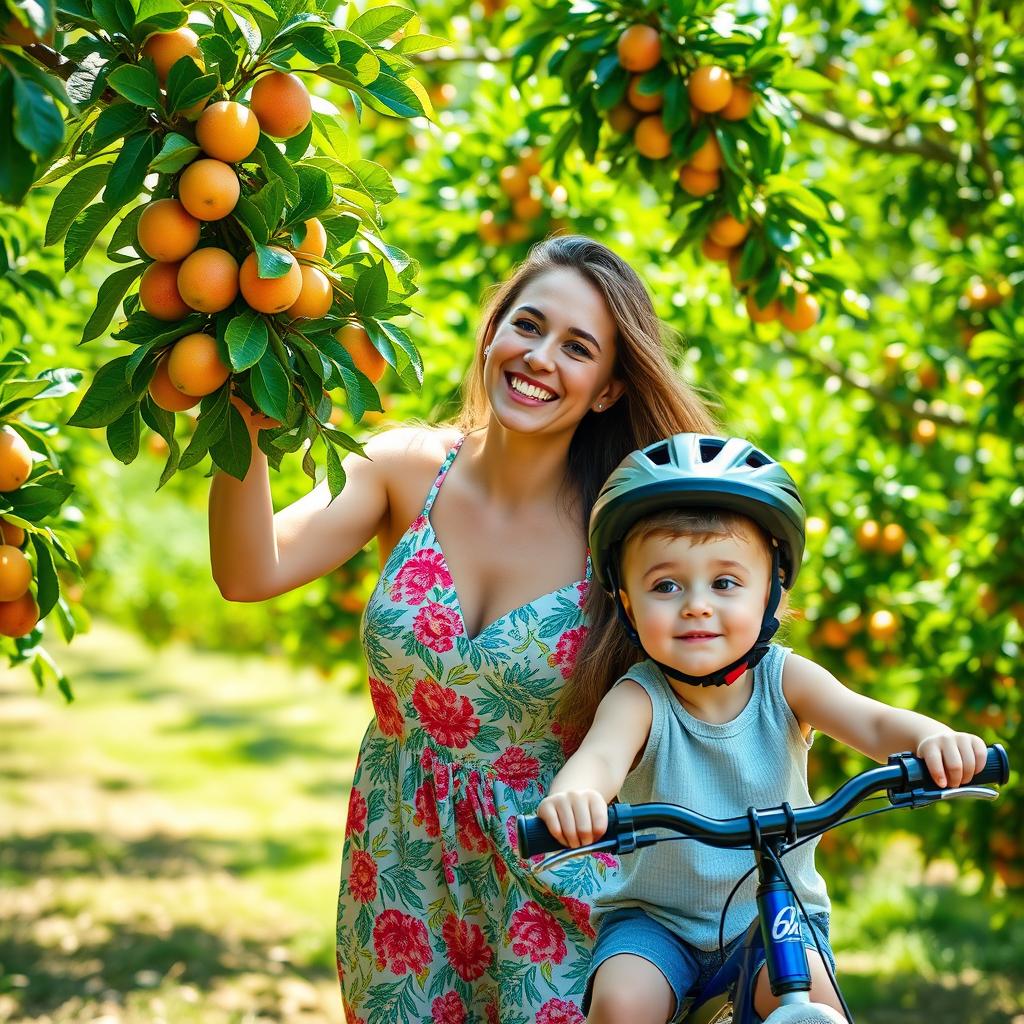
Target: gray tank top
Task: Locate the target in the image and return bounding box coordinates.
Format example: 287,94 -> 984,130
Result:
594,644 -> 830,950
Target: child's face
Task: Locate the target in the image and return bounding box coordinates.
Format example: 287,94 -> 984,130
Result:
619,523 -> 772,681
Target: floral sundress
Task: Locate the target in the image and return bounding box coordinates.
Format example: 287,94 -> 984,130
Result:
336,435 -> 617,1024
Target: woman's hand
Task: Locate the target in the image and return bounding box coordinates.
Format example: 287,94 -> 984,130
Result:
916,730 -> 989,788
537,790 -> 609,848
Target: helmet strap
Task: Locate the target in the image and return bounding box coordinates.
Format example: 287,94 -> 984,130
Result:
615,545 -> 785,689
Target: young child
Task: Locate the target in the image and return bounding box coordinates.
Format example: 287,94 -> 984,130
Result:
538,433 -> 988,1023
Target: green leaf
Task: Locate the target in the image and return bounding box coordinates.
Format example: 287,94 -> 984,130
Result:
88,102 -> 149,153
354,261 -> 388,318
225,310 -> 269,370
166,60 -> 217,113
251,349 -> 291,422
344,159 -> 397,205
132,0 -> 187,41
199,34 -> 239,84
232,196 -> 269,244
67,356 -> 137,427
107,204 -> 146,260
64,202 -> 118,272
2,477 -> 74,520
102,132 -> 157,207
284,164 -> 333,227
81,263 -> 146,343
391,33 -> 449,55
288,24 -> 340,66
254,134 -> 299,200
324,438 -> 345,499
249,178 -> 285,234
349,5 -> 414,45
31,533 -> 61,620
772,67 -> 835,93
255,243 -> 295,279
179,387 -> 229,470
106,63 -> 162,108
360,70 -> 424,119
12,75 -> 64,160
105,404 -> 142,464
208,403 -> 251,481
44,163 -> 112,247
148,132 -> 200,173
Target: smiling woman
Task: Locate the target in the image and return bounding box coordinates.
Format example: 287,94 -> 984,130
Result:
207,234 -> 717,1022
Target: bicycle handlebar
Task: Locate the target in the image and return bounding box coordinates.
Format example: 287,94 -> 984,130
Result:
517,744 -> 1009,859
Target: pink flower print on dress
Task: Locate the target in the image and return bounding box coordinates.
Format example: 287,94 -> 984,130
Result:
414,780 -> 442,837
508,901 -> 568,965
345,787 -> 367,839
441,913 -> 494,982
559,895 -> 596,940
373,909 -> 432,975
455,794 -> 491,854
392,549 -> 452,605
431,991 -> 466,1024
494,745 -> 541,792
348,849 -> 378,903
412,601 -> 464,652
536,998 -> 585,1024
412,678 -> 480,748
369,678 -> 404,738
547,625 -> 587,680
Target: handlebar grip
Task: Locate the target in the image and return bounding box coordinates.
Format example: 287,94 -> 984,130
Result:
970,743 -> 1010,786
516,814 -> 566,858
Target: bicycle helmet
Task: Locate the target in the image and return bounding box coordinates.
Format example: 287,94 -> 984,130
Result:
588,434 -> 806,687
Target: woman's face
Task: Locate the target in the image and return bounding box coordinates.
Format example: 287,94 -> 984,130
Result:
483,267 -> 625,436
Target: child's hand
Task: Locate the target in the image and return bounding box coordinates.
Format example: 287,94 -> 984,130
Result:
916,731 -> 989,788
537,790 -> 609,849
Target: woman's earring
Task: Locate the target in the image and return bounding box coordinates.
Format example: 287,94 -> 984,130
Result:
595,402 -> 604,411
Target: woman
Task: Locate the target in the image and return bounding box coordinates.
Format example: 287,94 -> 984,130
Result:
209,236 -> 717,1023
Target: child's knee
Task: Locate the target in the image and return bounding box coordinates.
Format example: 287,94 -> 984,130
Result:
752,949 -> 845,1019
588,954 -> 676,1024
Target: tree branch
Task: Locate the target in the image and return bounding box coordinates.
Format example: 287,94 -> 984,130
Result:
791,101 -> 959,166
774,332 -> 968,428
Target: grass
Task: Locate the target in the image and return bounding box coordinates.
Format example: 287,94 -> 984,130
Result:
1,622 -> 1021,1022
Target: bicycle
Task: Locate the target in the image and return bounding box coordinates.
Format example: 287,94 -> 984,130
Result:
517,743 -> 1010,1024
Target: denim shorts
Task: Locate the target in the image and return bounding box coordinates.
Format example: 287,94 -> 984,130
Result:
584,907 -> 834,1022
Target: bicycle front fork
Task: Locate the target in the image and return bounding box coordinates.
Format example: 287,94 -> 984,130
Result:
755,843 -> 812,999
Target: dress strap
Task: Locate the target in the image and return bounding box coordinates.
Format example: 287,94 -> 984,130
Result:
421,435 -> 465,517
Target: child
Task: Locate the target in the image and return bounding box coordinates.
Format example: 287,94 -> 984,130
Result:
538,433 -> 988,1023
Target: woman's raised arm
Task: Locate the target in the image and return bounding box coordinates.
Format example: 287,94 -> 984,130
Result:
208,411 -> 414,602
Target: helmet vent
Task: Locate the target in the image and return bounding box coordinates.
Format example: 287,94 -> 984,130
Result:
746,452 -> 769,467
647,442 -> 671,465
698,438 -> 725,462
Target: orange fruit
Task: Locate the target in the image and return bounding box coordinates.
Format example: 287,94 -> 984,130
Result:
0,517 -> 25,549
137,199 -> 201,262
867,609 -> 899,642
708,214 -> 750,247
295,218 -> 327,259
607,103 -> 640,133
688,133 -> 722,172
912,418 -> 936,444
139,261 -> 192,321
513,194 -> 544,221
779,289 -> 820,331
478,210 -> 504,245
0,426 -> 32,491
167,333 -> 231,396
720,83 -> 756,120
195,101 -> 261,163
249,71 -> 311,139
700,237 -> 732,262
2,15 -> 52,44
634,115 -> 672,159
239,249 -> 303,313
0,591 -> 38,638
176,247 -> 239,313
149,357 -> 200,412
287,265 -> 333,319
504,221 -> 531,244
498,165 -> 531,199
855,520 -> 880,550
616,25 -> 661,72
0,545 -> 31,601
678,165 -> 719,196
818,619 -> 848,649
519,146 -> 542,176
141,27 -> 202,83
627,76 -> 662,112
337,323 -> 386,382
688,65 -> 733,113
178,158 -> 239,221
745,294 -> 779,323
878,523 -> 906,554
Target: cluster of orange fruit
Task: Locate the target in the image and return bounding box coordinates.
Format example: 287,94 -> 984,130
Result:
479,148 -> 566,246
962,275 -> 1012,312
134,30 -> 386,415
0,426 -> 39,638
611,25 -> 755,184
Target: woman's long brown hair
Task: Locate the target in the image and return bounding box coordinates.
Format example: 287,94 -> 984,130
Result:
454,235 -> 719,742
